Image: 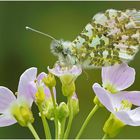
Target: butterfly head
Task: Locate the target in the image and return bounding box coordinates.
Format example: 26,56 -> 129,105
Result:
51,40 -> 77,67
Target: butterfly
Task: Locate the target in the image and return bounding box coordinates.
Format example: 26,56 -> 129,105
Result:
26,9 -> 140,69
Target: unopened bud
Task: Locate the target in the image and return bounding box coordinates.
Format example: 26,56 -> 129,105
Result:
43,73 -> 56,88
56,102 -> 69,122
42,98 -> 55,120
71,94 -> 79,116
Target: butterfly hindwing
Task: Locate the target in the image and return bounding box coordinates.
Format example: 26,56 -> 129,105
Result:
72,9 -> 140,68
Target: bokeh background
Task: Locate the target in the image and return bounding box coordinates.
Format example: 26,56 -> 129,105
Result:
0,1 -> 140,139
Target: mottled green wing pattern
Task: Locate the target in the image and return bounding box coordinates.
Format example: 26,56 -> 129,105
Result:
72,9 -> 140,68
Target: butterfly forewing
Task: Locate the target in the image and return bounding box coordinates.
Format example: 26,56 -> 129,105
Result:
72,9 -> 140,68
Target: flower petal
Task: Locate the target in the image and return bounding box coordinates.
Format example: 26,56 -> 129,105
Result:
37,72 -> 47,82
93,83 -> 114,112
0,114 -> 16,127
113,91 -> 140,106
44,87 -> 56,98
115,107 -> 140,126
48,65 -> 64,77
69,65 -> 82,76
17,67 -> 37,106
0,87 -> 16,113
48,65 -> 82,77
102,63 -> 135,91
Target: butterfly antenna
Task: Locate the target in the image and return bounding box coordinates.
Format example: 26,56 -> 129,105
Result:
25,26 -> 60,44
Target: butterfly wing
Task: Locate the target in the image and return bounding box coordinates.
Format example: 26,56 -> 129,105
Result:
72,9 -> 140,68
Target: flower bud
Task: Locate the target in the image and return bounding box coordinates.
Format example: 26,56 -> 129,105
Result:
35,86 -> 46,104
103,113 -> 125,138
62,82 -> 75,97
93,96 -> 103,107
12,104 -> 34,127
71,94 -> 79,116
43,73 -> 56,89
56,102 -> 69,122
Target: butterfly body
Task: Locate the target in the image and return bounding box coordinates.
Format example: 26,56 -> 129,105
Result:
51,9 -> 140,69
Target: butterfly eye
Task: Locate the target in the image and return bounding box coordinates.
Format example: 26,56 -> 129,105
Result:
51,41 -> 63,55
57,45 -> 63,53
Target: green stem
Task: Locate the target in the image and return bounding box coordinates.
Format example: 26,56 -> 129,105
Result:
27,123 -> 40,140
50,88 -> 58,139
75,104 -> 99,139
60,119 -> 66,139
63,96 -> 73,139
102,133 -> 108,139
38,105 -> 52,139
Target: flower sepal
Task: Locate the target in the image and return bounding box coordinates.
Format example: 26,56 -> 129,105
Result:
60,74 -> 75,85
62,82 -> 75,97
103,113 -> 125,138
93,96 -> 104,107
11,103 -> 34,127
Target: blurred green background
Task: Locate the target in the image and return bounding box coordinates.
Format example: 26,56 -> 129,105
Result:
0,1 -> 140,139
